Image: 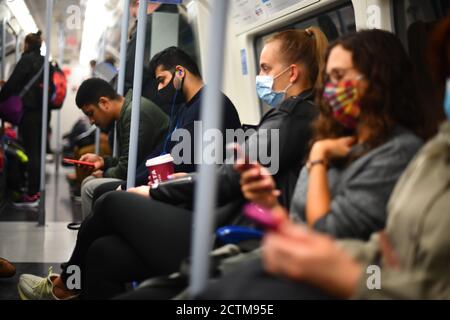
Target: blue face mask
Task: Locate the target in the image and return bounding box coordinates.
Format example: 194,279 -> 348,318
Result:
256,67 -> 293,107
444,78 -> 450,121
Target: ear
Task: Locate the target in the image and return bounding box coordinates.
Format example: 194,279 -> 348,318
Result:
173,66 -> 185,90
289,64 -> 300,84
98,97 -> 110,110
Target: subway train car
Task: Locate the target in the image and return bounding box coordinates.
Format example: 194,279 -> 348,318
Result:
0,0 -> 449,305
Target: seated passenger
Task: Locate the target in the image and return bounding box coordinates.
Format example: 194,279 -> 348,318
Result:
131,45 -> 241,178
133,28 -> 328,209
237,27 -> 428,240
86,46 -> 241,208
198,27 -> 449,300
17,28 -> 328,300
75,78 -> 169,218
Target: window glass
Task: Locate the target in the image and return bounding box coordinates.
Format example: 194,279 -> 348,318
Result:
394,0 -> 450,50
394,0 -> 450,128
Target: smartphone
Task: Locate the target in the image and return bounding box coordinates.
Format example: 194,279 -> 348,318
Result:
243,203 -> 279,230
63,158 -> 96,167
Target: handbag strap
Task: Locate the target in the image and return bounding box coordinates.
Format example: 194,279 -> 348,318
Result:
19,64 -> 45,98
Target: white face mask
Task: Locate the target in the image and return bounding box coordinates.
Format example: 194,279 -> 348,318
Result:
256,66 -> 293,107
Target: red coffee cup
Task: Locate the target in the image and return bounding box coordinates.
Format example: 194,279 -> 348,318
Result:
146,154 -> 175,186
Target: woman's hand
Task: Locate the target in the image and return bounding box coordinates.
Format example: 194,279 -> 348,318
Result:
262,221 -> 363,299
310,137 -> 356,162
235,162 -> 281,209
305,136 -> 357,226
127,185 -> 151,198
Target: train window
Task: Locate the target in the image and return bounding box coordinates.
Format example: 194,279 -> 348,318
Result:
393,0 -> 450,131
254,2 -> 356,115
394,0 -> 450,50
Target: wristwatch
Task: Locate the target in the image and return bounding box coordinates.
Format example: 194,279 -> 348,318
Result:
306,159 -> 327,172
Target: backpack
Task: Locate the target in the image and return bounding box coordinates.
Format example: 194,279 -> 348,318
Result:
49,62 -> 67,110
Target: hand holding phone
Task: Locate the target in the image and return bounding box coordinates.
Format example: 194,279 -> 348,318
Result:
63,158 -> 96,167
243,203 -> 280,230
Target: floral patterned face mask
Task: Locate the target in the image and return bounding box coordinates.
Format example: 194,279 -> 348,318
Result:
322,77 -> 363,129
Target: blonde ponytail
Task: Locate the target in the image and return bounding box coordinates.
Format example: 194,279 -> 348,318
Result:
267,27 -> 329,90
306,27 -> 328,89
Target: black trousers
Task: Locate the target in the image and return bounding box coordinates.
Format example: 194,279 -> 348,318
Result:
114,258 -> 334,300
19,110 -> 43,195
198,259 -> 335,300
61,191 -> 193,299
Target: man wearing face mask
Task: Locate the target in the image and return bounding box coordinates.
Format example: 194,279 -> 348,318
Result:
116,46 -> 241,192
130,29 -> 326,210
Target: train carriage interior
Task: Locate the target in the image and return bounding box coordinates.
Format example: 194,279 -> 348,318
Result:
0,0 -> 449,303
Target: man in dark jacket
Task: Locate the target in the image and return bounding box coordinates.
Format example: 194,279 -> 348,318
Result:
148,90 -> 318,209
0,31 -> 45,207
92,46 -> 241,194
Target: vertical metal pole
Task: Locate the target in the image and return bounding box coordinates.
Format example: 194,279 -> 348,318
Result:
0,18 -> 5,158
14,31 -> 21,135
115,0 -> 130,158
95,127 -> 100,154
38,0 -> 53,226
56,25 -> 64,165
15,32 -> 23,64
189,0 -> 229,297
126,0 -> 147,189
1,19 -> 6,81
52,25 -> 64,220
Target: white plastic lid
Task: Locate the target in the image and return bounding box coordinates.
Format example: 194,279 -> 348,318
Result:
146,154 -> 174,167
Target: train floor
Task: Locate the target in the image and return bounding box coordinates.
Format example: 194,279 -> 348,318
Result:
0,162 -> 82,300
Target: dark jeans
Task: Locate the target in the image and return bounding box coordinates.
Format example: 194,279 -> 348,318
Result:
60,191 -> 193,299
19,110 -> 43,195
91,180 -> 123,207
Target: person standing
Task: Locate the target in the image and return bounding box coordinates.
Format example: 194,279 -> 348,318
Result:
0,31 -> 45,207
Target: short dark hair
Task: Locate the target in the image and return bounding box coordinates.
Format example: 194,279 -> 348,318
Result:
75,78 -> 120,108
149,46 -> 201,79
25,31 -> 42,52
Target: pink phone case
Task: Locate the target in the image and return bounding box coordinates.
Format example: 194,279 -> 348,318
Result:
243,203 -> 279,230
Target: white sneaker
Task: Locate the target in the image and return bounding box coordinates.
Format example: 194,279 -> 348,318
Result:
17,267 -> 78,300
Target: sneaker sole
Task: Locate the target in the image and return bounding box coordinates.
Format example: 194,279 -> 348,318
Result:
11,202 -> 39,209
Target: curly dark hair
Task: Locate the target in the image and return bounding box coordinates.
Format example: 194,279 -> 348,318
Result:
429,13 -> 450,111
313,29 -> 430,150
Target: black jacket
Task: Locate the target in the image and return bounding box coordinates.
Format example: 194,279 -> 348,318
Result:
150,90 -> 319,210
121,87 -> 241,189
0,49 -> 44,111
